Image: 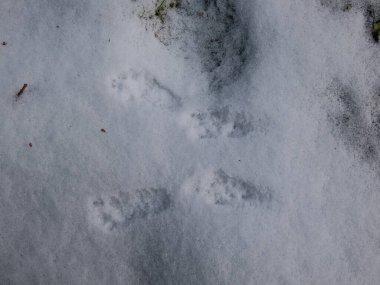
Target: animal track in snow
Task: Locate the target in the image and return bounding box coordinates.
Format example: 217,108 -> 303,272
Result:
325,81 -> 380,167
88,188 -> 171,232
109,69 -> 182,110
182,168 -> 272,207
180,105 -> 254,139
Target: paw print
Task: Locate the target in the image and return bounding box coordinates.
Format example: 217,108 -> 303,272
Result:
180,106 -> 254,139
182,168 -> 272,207
109,69 -> 182,110
88,188 -> 171,232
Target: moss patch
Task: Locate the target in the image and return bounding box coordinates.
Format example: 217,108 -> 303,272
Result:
154,0 -> 179,23
154,0 -> 166,22
373,21 -> 380,42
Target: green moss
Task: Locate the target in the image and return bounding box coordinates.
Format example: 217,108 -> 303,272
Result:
155,0 -> 166,22
342,4 -> 352,12
373,21 -> 380,42
153,0 -> 180,22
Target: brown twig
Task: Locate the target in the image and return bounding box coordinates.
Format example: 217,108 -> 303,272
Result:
16,84 -> 28,97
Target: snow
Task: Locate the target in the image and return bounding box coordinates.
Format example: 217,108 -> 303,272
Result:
1,0 -> 380,284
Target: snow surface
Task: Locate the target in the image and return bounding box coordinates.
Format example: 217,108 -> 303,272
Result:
1,0 -> 380,284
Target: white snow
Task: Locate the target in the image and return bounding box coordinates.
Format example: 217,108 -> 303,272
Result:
1,0 -> 380,284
